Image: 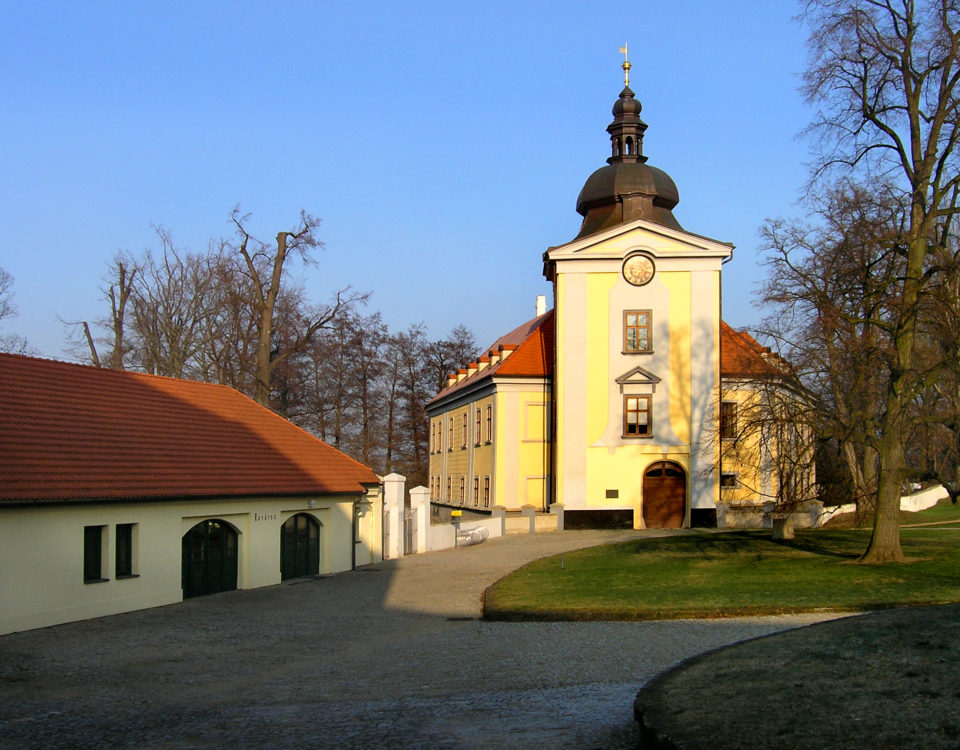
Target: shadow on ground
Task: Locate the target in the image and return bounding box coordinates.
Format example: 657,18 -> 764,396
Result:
635,603 -> 960,749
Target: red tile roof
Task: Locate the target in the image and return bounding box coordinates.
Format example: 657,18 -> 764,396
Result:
720,322 -> 786,378
0,354 -> 379,504
428,310 -> 554,405
428,314 -> 786,407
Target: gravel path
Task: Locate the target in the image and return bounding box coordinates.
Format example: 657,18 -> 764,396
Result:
0,530 -> 839,749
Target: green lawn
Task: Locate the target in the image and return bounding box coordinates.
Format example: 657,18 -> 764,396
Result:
483,526 -> 960,621
904,496 -> 960,526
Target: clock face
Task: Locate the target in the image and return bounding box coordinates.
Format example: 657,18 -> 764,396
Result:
623,255 -> 655,286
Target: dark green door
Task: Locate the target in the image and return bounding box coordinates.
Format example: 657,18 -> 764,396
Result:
181,520 -> 238,598
281,513 -> 320,580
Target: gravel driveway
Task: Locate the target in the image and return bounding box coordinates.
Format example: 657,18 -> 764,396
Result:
0,530 -> 837,749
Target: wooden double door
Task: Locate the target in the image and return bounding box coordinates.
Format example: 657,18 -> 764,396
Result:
642,461 -> 686,528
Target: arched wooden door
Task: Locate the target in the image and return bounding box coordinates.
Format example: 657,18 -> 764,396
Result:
281,513 -> 320,580
642,461 -> 686,528
181,519 -> 238,598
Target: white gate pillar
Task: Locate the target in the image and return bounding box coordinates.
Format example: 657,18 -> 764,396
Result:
409,486 -> 430,554
382,473 -> 406,560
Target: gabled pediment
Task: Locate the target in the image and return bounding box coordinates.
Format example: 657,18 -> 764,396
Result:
615,365 -> 661,394
545,217 -> 733,261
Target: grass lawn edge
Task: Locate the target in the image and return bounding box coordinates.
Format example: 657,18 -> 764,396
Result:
481,520 -> 960,622
481,597 -> 957,622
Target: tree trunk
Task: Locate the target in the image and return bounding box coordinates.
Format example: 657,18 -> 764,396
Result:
860,429 -> 905,563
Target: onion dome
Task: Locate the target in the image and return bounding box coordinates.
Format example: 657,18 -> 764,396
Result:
574,56 -> 681,239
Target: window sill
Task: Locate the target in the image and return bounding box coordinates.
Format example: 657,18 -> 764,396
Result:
116,574 -> 140,580
84,578 -> 109,584
621,434 -> 654,440
484,440 -> 492,445
622,350 -> 654,355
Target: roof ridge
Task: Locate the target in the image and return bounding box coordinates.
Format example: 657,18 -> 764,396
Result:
0,352 -> 241,393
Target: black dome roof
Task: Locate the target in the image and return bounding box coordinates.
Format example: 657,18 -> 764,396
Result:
573,85 -> 681,239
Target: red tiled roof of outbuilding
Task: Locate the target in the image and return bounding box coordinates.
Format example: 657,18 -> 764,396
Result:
0,353 -> 379,504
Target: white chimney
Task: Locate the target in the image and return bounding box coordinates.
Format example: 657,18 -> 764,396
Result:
536,294 -> 547,317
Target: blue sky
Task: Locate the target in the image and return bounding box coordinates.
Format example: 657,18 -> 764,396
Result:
1,1 -> 812,359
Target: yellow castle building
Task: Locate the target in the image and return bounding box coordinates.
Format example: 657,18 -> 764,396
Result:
427,58 -> 814,530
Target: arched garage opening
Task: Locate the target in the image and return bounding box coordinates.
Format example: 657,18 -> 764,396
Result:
181,519 -> 238,598
281,513 -> 321,580
642,461 -> 686,529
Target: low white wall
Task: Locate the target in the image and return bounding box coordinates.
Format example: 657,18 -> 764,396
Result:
900,484 -> 949,512
427,523 -> 456,551
427,516 -> 504,552
818,484 -> 948,524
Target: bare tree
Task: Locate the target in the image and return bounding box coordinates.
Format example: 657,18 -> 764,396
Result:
0,267 -> 28,354
758,182 -> 906,516
913,233 -> 960,501
424,324 -> 480,394
0,268 -> 15,324
226,208 -> 360,406
65,253 -> 140,368
129,230 -> 214,377
799,0 -> 960,561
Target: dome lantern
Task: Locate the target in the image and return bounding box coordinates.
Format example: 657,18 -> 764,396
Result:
573,47 -> 682,239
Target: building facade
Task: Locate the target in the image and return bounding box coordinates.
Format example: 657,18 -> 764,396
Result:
427,59 -> 811,529
0,353 -> 382,635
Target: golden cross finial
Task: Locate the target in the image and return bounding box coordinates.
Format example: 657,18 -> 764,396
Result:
619,43 -> 632,87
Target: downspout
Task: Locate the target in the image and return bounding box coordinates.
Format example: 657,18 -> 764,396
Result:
351,494 -> 359,571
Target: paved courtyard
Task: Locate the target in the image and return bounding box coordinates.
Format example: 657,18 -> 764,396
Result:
0,530 -> 838,748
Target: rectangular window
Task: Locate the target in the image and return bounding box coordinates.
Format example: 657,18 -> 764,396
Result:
473,476 -> 479,504
461,413 -> 468,449
720,402 -> 738,440
115,523 -> 137,577
459,476 -> 465,503
624,395 -> 652,437
431,421 -> 437,453
448,417 -> 453,451
475,408 -> 481,445
624,310 -> 652,353
721,473 -> 738,489
447,476 -> 452,499
83,525 -> 106,583
486,405 -> 492,442
484,477 -> 490,507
